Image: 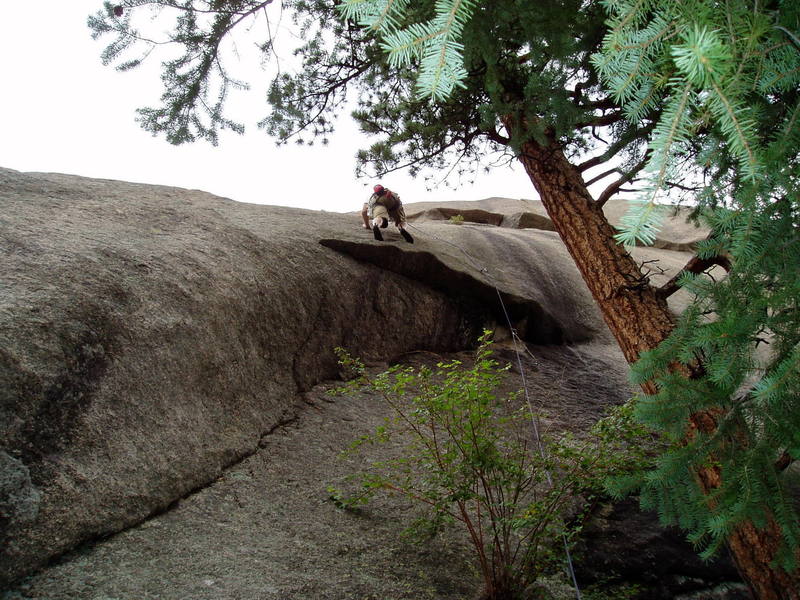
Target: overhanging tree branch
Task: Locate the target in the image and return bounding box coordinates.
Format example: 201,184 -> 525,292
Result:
577,122 -> 654,173
595,150 -> 650,207
575,110 -> 624,129
657,253 -> 732,300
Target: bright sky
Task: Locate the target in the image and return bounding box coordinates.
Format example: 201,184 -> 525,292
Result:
0,2 -> 537,213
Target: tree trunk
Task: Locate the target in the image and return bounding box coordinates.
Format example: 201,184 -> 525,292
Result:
514,138 -> 674,382
690,415 -> 800,599
512,134 -> 800,599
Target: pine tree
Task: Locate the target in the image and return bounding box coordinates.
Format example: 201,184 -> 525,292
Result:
89,1 -> 800,596
593,2 -> 800,597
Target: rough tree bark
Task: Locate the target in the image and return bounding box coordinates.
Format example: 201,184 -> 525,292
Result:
513,138 -> 675,376
510,128 -> 800,600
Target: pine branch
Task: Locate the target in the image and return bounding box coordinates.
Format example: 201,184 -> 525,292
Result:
339,0 -> 411,33
646,81 -> 693,194
664,180 -> 703,192
576,122 -> 654,172
708,79 -> 760,179
596,150 -> 650,207
349,0 -> 478,100
484,125 -> 510,145
657,253 -> 732,300
575,111 -> 625,129
584,166 -> 621,187
775,25 -> 800,50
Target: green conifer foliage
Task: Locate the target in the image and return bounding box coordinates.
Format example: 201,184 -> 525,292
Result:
90,0 -> 633,183
626,200 -> 800,565
592,0 -> 800,573
340,0 -> 478,100
88,1 -> 279,145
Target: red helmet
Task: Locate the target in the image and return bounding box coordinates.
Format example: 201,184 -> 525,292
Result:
373,184 -> 385,195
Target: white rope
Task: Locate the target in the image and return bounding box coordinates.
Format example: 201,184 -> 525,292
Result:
405,222 -> 583,599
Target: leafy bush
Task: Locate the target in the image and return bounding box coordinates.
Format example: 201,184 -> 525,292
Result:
329,333 -> 642,600
449,214 -> 465,225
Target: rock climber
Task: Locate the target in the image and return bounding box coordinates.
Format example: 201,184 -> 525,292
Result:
361,184 -> 414,243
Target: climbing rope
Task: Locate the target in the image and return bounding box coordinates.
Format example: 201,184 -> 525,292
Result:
405,221 -> 584,599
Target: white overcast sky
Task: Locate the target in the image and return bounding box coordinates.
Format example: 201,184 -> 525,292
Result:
0,2 -> 537,213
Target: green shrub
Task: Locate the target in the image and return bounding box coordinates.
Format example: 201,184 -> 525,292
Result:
329,332 -> 640,600
449,214 -> 465,224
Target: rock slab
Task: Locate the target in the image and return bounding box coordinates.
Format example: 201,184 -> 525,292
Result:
0,167 -> 706,588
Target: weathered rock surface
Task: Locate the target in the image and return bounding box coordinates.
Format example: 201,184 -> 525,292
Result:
1,167 -> 733,597
405,196 -> 708,251
3,348 -> 741,600
0,168 -> 485,585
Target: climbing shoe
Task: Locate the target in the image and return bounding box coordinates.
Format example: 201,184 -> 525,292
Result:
400,229 -> 414,244
372,224 -> 384,241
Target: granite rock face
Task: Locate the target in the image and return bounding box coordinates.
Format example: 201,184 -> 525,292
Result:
0,167 -> 705,587
0,169 -> 475,584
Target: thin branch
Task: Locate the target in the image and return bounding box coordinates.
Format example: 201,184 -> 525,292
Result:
577,136 -> 629,172
580,97 -> 619,111
575,111 -> 624,129
664,180 -> 703,192
578,130 -> 635,172
657,254 -> 732,299
484,125 -> 510,145
591,127 -> 608,144
577,119 -> 656,172
584,166 -> 620,187
596,150 -> 651,207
